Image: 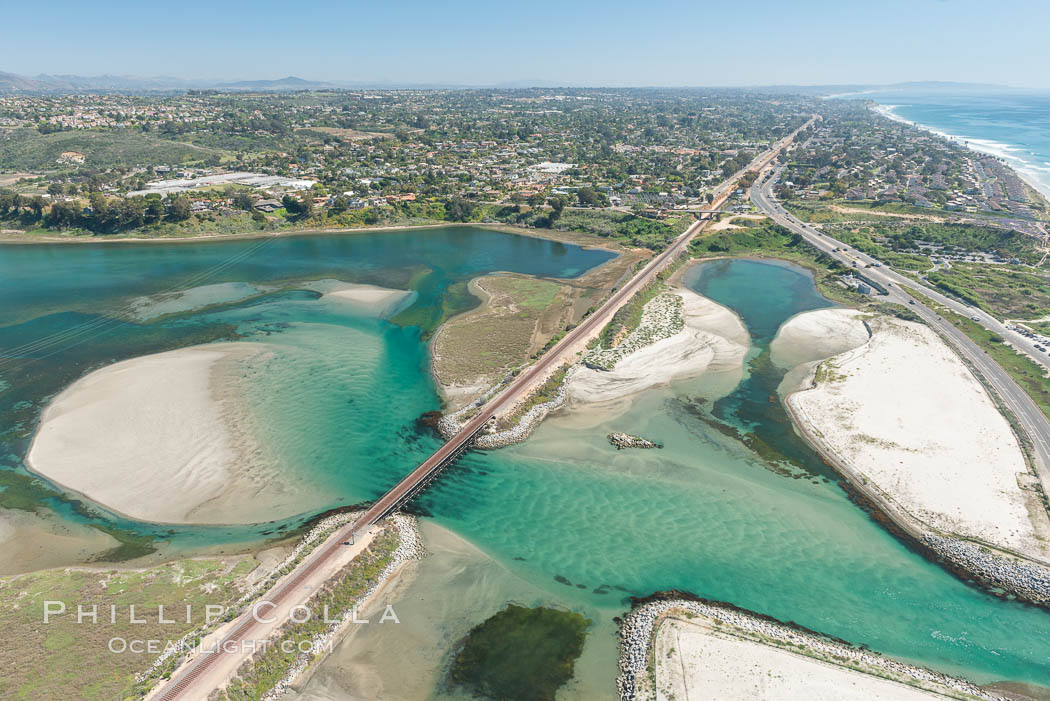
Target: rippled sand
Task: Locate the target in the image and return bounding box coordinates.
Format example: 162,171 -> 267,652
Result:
27,343 -> 322,524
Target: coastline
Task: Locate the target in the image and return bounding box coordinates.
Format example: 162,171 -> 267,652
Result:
870,102 -> 1050,203
0,219 -> 627,254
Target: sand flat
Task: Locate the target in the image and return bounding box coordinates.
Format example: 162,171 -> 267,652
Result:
655,616 -> 955,700
568,287 -> 749,405
770,307 -> 871,369
311,280 -> 415,317
785,311 -> 1044,556
27,343 -> 317,524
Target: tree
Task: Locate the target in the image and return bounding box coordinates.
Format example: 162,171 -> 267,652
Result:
281,194 -> 302,215
445,197 -> 477,222
47,182 -> 64,197
167,195 -> 192,221
546,195 -> 569,227
144,197 -> 165,224
233,192 -> 255,211
27,196 -> 45,220
45,201 -> 79,229
329,196 -> 349,215
576,186 -> 608,208
0,190 -> 15,217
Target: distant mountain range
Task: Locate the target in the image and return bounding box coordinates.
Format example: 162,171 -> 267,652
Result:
0,72 -> 354,93
0,72 -> 1038,95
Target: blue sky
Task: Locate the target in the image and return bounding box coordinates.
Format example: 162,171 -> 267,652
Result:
5,0 -> 1049,87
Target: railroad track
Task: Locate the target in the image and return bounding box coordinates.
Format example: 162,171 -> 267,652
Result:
151,116 -> 812,700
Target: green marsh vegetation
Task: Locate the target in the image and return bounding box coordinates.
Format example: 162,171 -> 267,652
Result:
450,605 -> 590,701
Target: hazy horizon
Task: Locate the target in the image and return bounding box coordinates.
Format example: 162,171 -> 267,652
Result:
3,0 -> 1049,89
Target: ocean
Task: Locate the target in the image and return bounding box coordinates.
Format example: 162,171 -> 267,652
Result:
854,89 -> 1050,200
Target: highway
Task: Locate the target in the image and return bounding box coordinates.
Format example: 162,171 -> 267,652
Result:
150,118 -> 813,700
751,167 -> 1050,493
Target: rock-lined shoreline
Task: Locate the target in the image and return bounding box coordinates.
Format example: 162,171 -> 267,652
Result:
139,513 -> 424,699
616,596 -> 1003,701
437,367 -> 574,449
137,510 -> 372,687
922,533 -> 1050,606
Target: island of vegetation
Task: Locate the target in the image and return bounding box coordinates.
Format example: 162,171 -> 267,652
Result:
450,604 -> 590,701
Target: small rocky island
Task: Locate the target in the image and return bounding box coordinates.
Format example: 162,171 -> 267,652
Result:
608,432 -> 662,450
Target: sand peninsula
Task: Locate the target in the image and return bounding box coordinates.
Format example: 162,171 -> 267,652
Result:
774,309 -> 1050,604
568,287 -> 749,407
26,281 -> 414,525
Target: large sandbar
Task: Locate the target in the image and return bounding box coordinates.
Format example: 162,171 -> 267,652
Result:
27,343 -> 322,524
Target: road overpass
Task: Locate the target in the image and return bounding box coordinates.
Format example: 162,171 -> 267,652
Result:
150,116 -> 814,701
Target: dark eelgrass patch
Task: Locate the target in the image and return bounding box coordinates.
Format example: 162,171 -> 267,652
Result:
87,525 -> 156,562
450,605 -> 590,701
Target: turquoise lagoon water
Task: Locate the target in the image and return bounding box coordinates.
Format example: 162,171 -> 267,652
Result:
0,228 -> 614,547
2,232 -> 1050,688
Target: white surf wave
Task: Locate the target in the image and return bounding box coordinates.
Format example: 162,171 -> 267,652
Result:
872,101 -> 1050,200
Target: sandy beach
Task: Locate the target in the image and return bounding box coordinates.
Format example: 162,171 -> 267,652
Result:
568,287 -> 749,408
26,342 -> 323,524
770,307 -> 870,370
657,617 -> 957,700
783,310 -> 1049,559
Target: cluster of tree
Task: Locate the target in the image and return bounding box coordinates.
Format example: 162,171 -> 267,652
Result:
36,122 -> 67,134
44,193 -> 194,233
279,194 -> 314,219
0,191 -> 45,219
575,186 -> 608,208
0,189 -> 198,234
445,197 -> 477,222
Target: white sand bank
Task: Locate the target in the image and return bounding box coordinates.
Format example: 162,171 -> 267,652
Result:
655,616 -> 960,700
568,288 -> 749,406
770,307 -> 871,369
786,312 -> 1047,557
308,280 -> 416,318
27,343 -> 319,525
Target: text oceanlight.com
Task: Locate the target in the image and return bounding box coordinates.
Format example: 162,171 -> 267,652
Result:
42,600 -> 401,654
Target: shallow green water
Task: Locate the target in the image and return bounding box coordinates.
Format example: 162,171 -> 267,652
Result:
421,259 -> 1050,687
2,234 -> 1050,689
0,228 -> 614,548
